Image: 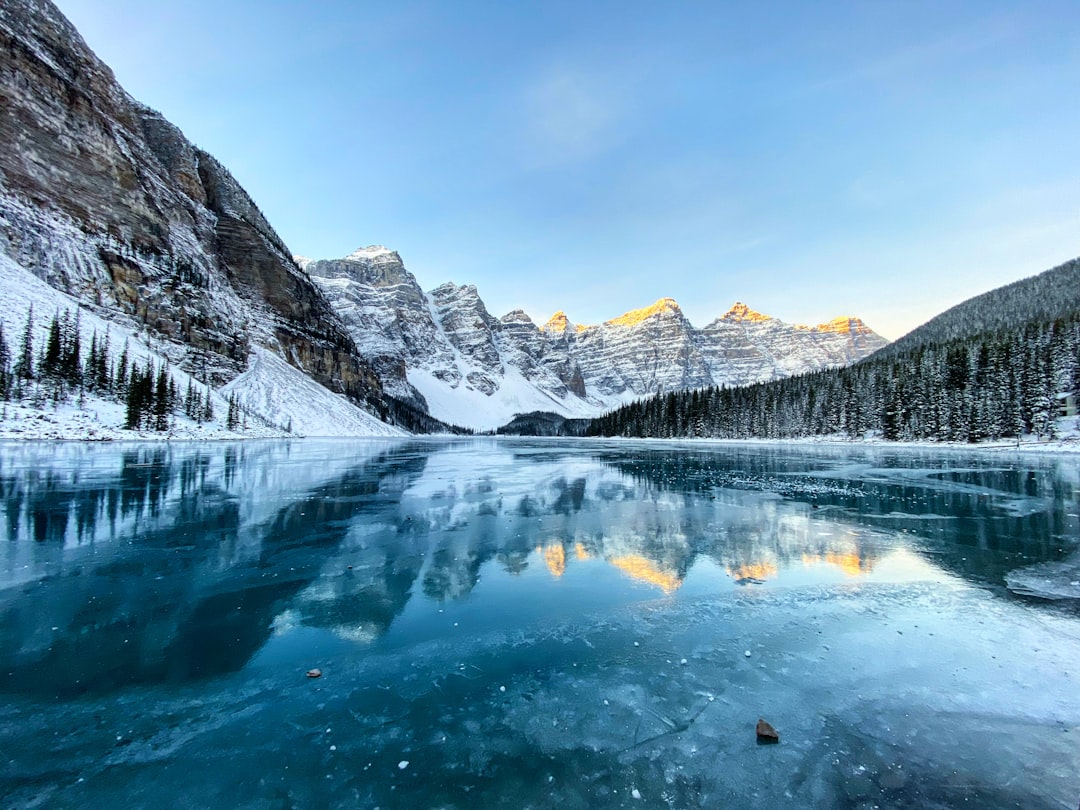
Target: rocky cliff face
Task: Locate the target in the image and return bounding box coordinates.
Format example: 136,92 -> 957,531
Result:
0,0 -> 382,405
309,249 -> 889,429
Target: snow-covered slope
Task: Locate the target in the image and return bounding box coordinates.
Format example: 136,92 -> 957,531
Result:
310,248 -> 889,430
221,348 -> 405,438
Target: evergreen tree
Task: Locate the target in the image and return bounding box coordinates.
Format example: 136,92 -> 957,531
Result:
96,331 -> 112,393
86,332 -> 99,392
226,394 -> 239,431
63,311 -> 82,388
115,342 -> 129,393
154,366 -> 170,431
42,311 -> 62,380
125,364 -> 145,430
184,379 -> 197,420
0,323 -> 10,401
14,306 -> 35,390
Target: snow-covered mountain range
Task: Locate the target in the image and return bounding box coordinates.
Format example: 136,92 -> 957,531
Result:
304,247 -> 888,429
0,0 -> 887,438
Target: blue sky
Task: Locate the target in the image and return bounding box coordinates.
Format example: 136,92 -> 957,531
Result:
56,0 -> 1080,339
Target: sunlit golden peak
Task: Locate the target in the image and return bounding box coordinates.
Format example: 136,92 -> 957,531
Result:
723,302 -> 772,323
542,310 -> 575,333
814,316 -> 871,335
607,298 -> 682,328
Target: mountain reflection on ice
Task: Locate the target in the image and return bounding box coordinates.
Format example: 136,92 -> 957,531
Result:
0,439 -> 1078,808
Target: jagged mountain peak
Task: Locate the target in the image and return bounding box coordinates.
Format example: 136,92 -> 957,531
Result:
501,309 -> 535,325
542,311 -> 577,333
344,245 -> 397,261
722,302 -> 773,323
606,297 -> 684,328
430,281 -> 484,305
814,315 -> 873,335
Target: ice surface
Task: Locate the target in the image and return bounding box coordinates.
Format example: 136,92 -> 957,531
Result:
1006,555 -> 1080,600
1,439 -> 1078,808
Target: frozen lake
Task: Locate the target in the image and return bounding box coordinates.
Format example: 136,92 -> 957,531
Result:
1,438 -> 1078,808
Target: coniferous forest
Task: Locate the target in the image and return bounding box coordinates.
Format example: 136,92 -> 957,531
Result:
0,306 -> 224,432
587,260 -> 1080,443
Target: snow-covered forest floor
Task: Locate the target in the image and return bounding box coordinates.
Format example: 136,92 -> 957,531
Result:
4,402 -> 1077,449
677,419 -> 1080,454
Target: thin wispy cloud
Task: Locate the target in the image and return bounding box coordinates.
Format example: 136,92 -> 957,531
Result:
518,65 -> 627,168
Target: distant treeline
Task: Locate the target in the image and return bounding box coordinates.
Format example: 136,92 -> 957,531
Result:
495,411 -> 591,437
586,314 -> 1080,442
377,394 -> 473,435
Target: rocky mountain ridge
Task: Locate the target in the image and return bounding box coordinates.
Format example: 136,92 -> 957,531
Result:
305,246 -> 889,429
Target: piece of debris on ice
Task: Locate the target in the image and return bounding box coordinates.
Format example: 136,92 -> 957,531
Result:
306,668 -> 322,678
756,717 -> 780,743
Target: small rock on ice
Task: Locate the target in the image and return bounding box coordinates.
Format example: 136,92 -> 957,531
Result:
306,668 -> 322,678
755,717 -> 780,743
744,650 -> 751,657
631,788 -> 642,800
397,760 -> 409,770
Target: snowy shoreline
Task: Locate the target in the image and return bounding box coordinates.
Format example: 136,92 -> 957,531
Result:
4,416 -> 1080,454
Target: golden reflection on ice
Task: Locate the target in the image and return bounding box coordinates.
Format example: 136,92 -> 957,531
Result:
801,551 -> 872,577
540,543 -> 566,577
726,561 -> 779,581
609,554 -> 682,593
574,542 -> 591,561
